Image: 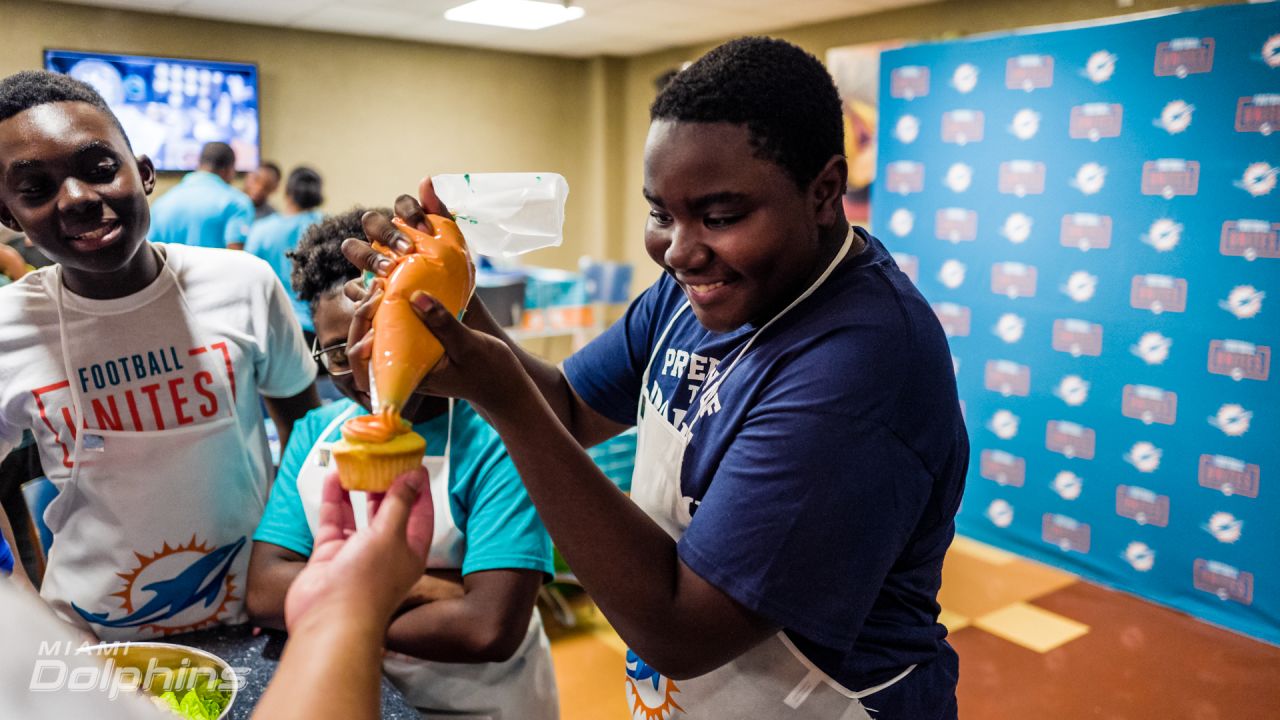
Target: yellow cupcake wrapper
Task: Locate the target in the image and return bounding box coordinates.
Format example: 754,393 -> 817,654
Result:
333,451 -> 424,492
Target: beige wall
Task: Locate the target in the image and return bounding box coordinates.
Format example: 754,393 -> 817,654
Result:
1,0 -> 1240,280
0,0 -> 596,269
611,0 -> 1240,289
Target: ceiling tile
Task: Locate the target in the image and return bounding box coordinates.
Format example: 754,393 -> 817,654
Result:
293,5 -> 452,39
62,0 -> 188,12
351,0 -> 453,9
53,0 -> 948,58
180,0 -> 336,25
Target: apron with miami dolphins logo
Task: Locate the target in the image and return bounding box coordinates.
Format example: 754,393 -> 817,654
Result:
294,402 -> 558,720
38,258 -> 263,642
626,229 -> 915,719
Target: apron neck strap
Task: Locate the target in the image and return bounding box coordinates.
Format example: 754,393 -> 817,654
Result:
442,398 -> 455,461
48,266 -> 79,413
684,226 -> 856,433
637,301 -> 693,421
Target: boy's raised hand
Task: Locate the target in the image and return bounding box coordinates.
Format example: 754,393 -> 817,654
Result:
343,281 -> 523,412
395,176 -> 452,234
340,176 -> 451,297
340,176 -> 520,407
339,177 -> 452,398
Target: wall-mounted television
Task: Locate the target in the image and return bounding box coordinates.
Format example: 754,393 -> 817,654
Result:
44,49 -> 260,173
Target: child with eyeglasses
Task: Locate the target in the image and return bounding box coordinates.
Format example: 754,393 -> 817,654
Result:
246,208 -> 559,719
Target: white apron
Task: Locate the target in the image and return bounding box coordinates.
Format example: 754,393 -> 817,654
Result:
626,229 -> 914,719
296,402 -> 558,720
38,261 -> 264,641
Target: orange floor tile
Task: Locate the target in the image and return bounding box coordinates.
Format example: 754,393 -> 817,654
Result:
938,540 -> 1078,619
550,630 -> 630,720
546,535 -> 1280,719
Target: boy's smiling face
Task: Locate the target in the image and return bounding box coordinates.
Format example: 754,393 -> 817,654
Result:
642,120 -> 842,333
0,101 -> 155,282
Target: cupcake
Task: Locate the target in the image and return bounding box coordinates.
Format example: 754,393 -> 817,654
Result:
331,410 -> 425,492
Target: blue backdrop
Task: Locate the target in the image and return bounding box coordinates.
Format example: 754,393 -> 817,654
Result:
873,2 -> 1279,645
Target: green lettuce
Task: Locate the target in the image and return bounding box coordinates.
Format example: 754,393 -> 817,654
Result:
151,679 -> 230,720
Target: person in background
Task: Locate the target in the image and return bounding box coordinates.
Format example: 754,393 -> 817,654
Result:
245,166 -> 325,339
0,242 -> 28,285
1,226 -> 50,269
147,141 -> 255,249
2,467 -> 436,720
0,70 -> 319,642
346,36 -> 965,719
247,209 -> 558,719
245,161 -> 282,221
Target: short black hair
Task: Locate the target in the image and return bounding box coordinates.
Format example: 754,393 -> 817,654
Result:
260,161 -> 281,179
290,207 -> 389,316
650,36 -> 844,189
286,165 -> 324,211
653,67 -> 681,92
199,142 -> 236,172
0,70 -> 131,149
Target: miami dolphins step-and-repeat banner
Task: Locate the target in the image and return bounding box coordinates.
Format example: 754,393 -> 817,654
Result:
872,2 -> 1279,644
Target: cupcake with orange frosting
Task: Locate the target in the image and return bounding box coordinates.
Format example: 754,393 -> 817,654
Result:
331,409 -> 426,492
334,213 -> 474,492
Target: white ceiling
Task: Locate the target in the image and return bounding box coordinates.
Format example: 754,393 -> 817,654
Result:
53,0 -> 941,58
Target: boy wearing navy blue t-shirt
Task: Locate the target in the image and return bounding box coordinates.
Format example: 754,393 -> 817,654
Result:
343,36 -> 966,719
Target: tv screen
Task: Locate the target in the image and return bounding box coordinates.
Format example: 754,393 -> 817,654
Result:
44,49 -> 260,173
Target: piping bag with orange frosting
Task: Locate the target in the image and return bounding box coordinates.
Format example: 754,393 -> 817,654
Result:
331,215 -> 476,492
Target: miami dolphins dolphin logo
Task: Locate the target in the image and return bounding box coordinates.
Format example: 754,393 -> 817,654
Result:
626,649 -> 683,719
888,209 -> 914,238
1084,50 -> 1117,83
952,63 -> 979,93
1262,34 -> 1280,69
894,115 -> 920,144
1009,109 -> 1040,140
74,536 -> 245,635
985,499 -> 1014,528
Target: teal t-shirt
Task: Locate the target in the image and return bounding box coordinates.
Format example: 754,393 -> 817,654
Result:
244,210 -> 324,332
148,171 -> 256,249
254,399 -> 553,578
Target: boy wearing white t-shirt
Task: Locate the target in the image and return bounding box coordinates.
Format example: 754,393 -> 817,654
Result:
0,70 -> 319,640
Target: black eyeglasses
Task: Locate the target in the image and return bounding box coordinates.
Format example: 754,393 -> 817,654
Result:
311,337 -> 352,376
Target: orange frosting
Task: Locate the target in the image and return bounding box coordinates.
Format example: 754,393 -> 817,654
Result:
341,407 -> 412,443
344,214 -> 474,445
